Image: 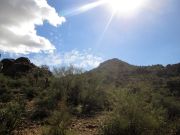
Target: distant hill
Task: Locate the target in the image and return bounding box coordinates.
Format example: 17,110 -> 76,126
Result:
92,58 -> 136,73
90,58 -> 180,76
86,58 -> 180,87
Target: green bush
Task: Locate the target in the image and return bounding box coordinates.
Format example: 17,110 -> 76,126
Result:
7,77 -> 29,88
81,88 -> 110,115
50,78 -> 67,100
101,90 -> 166,135
0,85 -> 12,102
41,110 -> 71,135
31,98 -> 52,120
24,87 -> 37,100
167,78 -> 180,96
0,102 -> 24,135
31,88 -> 62,120
162,96 -> 180,120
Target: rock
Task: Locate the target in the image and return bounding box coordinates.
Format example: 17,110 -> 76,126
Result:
0,57 -> 52,78
0,62 -> 3,72
15,57 -> 31,64
1,59 -> 15,75
86,125 -> 98,129
1,58 -> 15,68
11,63 -> 33,74
0,57 -> 35,77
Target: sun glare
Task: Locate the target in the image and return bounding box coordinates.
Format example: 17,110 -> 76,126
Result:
106,0 -> 147,15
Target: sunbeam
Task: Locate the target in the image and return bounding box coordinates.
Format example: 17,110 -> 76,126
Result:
62,0 -> 149,17
96,11 -> 115,48
61,0 -> 149,49
62,0 -> 105,17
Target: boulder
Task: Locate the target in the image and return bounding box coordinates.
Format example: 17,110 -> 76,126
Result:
0,57 -> 35,77
15,57 -> 31,64
0,62 -> 3,72
1,59 -> 15,67
8,63 -> 33,76
1,59 -> 15,75
0,57 -> 52,77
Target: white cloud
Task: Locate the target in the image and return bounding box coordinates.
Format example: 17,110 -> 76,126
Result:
31,49 -> 103,69
0,0 -> 65,54
31,53 -> 63,67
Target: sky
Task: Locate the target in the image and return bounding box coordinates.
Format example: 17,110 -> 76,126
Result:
0,0 -> 180,70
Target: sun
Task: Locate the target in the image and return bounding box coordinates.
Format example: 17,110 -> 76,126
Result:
106,0 -> 147,15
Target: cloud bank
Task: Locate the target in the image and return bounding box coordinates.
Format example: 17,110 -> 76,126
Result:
31,49 -> 103,69
0,0 -> 65,54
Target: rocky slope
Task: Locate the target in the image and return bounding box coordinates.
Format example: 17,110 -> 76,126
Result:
0,57 -> 36,77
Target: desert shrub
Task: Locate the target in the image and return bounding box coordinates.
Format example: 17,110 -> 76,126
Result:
161,118 -> 180,135
7,77 -> 29,88
54,75 -> 113,115
0,93 -> 12,103
31,88 -> 62,120
0,74 -> 8,84
65,75 -> 85,106
101,90 -> 166,135
162,96 -> 180,120
31,107 -> 50,121
53,66 -> 83,78
50,78 -> 67,100
167,78 -> 180,96
0,102 -> 24,135
80,80 -> 112,115
7,79 -> 22,88
0,84 -> 12,102
31,97 -> 53,120
43,71 -> 110,115
31,72 -> 73,120
52,66 -> 84,103
67,84 -> 82,106
41,110 -> 71,135
23,87 -> 37,100
0,75 -> 10,101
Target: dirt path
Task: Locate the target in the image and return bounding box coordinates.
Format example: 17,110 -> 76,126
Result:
69,112 -> 107,135
15,113 -> 107,135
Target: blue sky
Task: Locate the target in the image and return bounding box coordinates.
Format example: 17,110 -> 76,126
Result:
0,0 -> 180,69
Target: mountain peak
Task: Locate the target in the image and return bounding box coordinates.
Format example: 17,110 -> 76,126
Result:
99,58 -> 131,68
90,58 -> 135,75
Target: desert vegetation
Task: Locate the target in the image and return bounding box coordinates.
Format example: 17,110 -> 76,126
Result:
0,57 -> 180,135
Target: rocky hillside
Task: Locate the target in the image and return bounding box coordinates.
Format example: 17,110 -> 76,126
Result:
0,57 -> 36,76
91,58 -> 180,76
86,58 -> 180,88
0,57 -> 51,77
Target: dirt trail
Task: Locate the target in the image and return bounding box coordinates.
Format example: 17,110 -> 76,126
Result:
15,113 -> 107,135
14,126 -> 41,135
69,113 -> 107,135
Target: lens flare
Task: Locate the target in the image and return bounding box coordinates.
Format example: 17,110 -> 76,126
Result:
106,0 -> 147,15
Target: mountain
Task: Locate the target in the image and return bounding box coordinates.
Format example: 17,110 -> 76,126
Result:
90,58 -> 136,75
93,58 -> 136,72
90,58 -> 180,76
85,58 -> 135,87
87,58 -> 180,87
